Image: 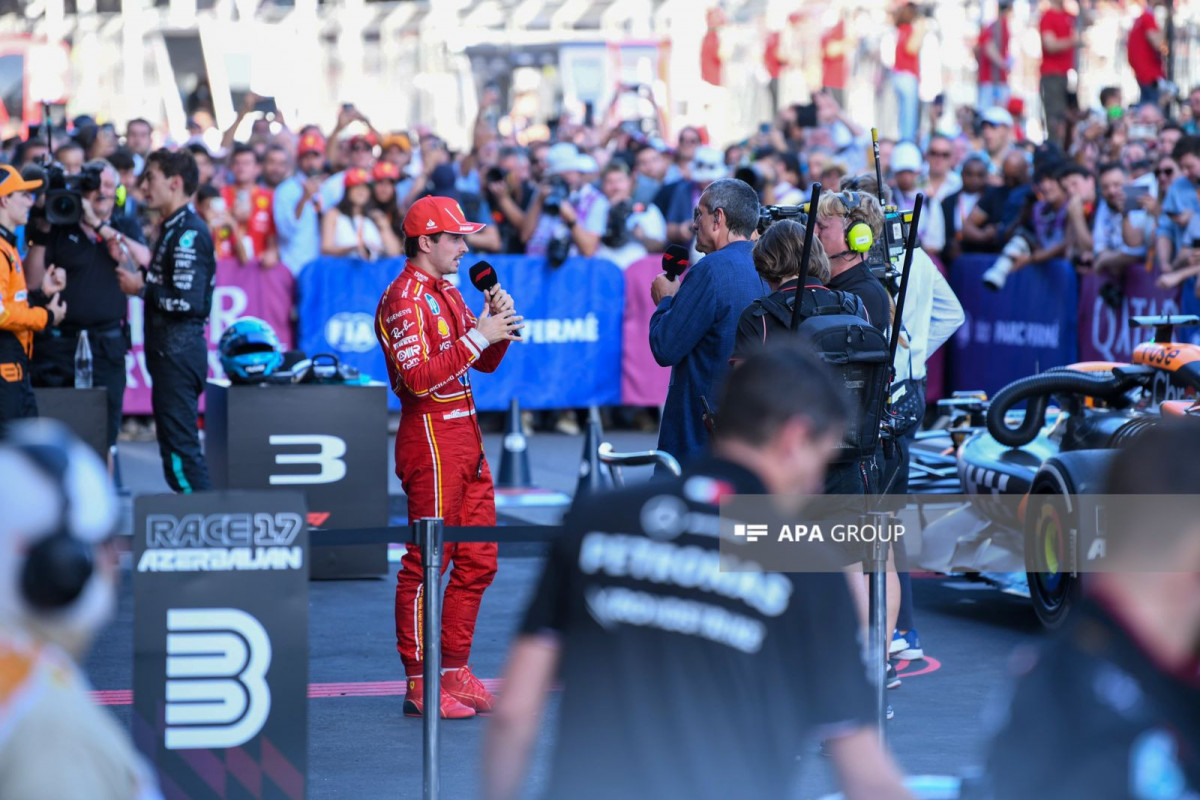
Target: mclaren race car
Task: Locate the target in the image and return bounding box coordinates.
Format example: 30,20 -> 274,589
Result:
911,315 -> 1200,628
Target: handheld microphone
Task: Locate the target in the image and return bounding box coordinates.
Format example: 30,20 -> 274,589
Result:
469,261 -> 498,293
662,244 -> 691,281
469,261 -> 519,338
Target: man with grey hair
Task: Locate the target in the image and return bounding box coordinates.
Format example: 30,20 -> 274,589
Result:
649,177 -> 764,470
25,157 -> 153,453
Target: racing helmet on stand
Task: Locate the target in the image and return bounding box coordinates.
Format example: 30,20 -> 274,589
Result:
219,317 -> 285,384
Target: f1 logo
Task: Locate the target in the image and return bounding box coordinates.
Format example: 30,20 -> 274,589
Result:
165,608 -> 271,750
269,434 -> 347,485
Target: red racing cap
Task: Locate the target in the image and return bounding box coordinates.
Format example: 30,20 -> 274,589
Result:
403,196 -> 485,237
372,161 -> 401,182
298,132 -> 326,156
344,168 -> 371,188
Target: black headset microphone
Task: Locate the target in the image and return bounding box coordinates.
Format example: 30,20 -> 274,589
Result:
469,261 -> 520,338
662,244 -> 690,281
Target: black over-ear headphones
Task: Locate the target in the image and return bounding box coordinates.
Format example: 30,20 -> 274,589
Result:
15,435 -> 94,611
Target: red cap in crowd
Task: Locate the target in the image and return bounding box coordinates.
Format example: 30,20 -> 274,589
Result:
349,132 -> 378,148
403,196 -> 485,237
298,132 -> 325,156
344,168 -> 371,188
372,161 -> 401,182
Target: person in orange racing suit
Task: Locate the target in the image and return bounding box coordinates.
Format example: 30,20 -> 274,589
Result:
0,165 -> 66,427
375,195 -> 523,719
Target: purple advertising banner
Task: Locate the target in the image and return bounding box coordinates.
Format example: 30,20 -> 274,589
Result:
1077,266 -> 1181,363
621,254 -> 671,407
123,258 -> 296,415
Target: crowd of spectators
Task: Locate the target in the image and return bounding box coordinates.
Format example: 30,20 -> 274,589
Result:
5,0 -> 1199,434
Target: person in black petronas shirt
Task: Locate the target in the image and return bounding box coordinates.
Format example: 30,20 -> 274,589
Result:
983,421 -> 1200,799
482,343 -> 911,800
26,159 -> 153,452
117,149 -> 215,493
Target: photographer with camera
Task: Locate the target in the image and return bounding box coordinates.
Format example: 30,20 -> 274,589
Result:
981,162 -> 1070,291
0,166 -> 66,427
595,162 -> 666,269
483,147 -> 535,254
24,159 -> 149,452
521,143 -> 608,264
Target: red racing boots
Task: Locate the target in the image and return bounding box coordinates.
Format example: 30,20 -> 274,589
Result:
403,667 -> 496,718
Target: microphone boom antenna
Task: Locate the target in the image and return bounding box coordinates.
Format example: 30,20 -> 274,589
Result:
789,182 -> 823,331
871,127 -> 893,265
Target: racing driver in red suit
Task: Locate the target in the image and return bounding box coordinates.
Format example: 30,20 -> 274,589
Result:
375,196 -> 524,719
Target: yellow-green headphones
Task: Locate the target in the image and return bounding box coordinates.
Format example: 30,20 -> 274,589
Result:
839,191 -> 874,254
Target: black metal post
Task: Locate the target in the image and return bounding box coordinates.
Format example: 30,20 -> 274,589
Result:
866,511 -> 891,743
789,182 -> 823,331
416,517 -> 443,800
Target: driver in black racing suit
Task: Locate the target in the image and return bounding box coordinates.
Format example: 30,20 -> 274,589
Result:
119,149 -> 215,493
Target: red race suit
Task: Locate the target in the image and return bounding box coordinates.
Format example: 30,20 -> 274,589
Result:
375,261 -> 510,677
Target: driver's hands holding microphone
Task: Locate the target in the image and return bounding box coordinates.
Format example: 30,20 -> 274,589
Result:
475,283 -> 524,343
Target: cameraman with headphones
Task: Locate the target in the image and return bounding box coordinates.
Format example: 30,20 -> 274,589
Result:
815,189 -> 891,333
26,159 -> 151,455
0,420 -> 161,799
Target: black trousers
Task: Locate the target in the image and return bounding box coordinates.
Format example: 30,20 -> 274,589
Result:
0,355 -> 37,430
32,327 -> 127,449
146,340 -> 211,493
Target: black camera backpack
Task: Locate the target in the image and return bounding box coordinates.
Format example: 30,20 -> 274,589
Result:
754,286 -> 890,462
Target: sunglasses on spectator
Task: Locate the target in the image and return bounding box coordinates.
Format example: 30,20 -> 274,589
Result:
1157,168 -> 1176,176
928,150 -> 952,158
351,143 -> 372,152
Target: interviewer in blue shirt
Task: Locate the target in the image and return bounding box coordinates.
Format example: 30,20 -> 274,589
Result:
649,178 -> 765,470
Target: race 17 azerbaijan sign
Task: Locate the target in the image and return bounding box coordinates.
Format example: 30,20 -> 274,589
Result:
133,491 -> 309,800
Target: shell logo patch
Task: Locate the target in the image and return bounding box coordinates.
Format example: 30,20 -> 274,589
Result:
437,318 -> 450,338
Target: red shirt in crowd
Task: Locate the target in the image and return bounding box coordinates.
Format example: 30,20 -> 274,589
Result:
1128,10 -> 1164,85
895,23 -> 920,77
977,17 -> 1010,84
822,21 -> 847,89
1039,9 -> 1076,76
220,184 -> 276,261
763,31 -> 782,80
700,28 -> 722,86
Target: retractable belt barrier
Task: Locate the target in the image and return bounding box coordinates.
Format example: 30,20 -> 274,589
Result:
307,524 -> 563,547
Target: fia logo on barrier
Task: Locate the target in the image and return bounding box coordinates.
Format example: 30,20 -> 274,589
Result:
424,294 -> 441,315
324,312 -> 376,353
165,608 -> 271,750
